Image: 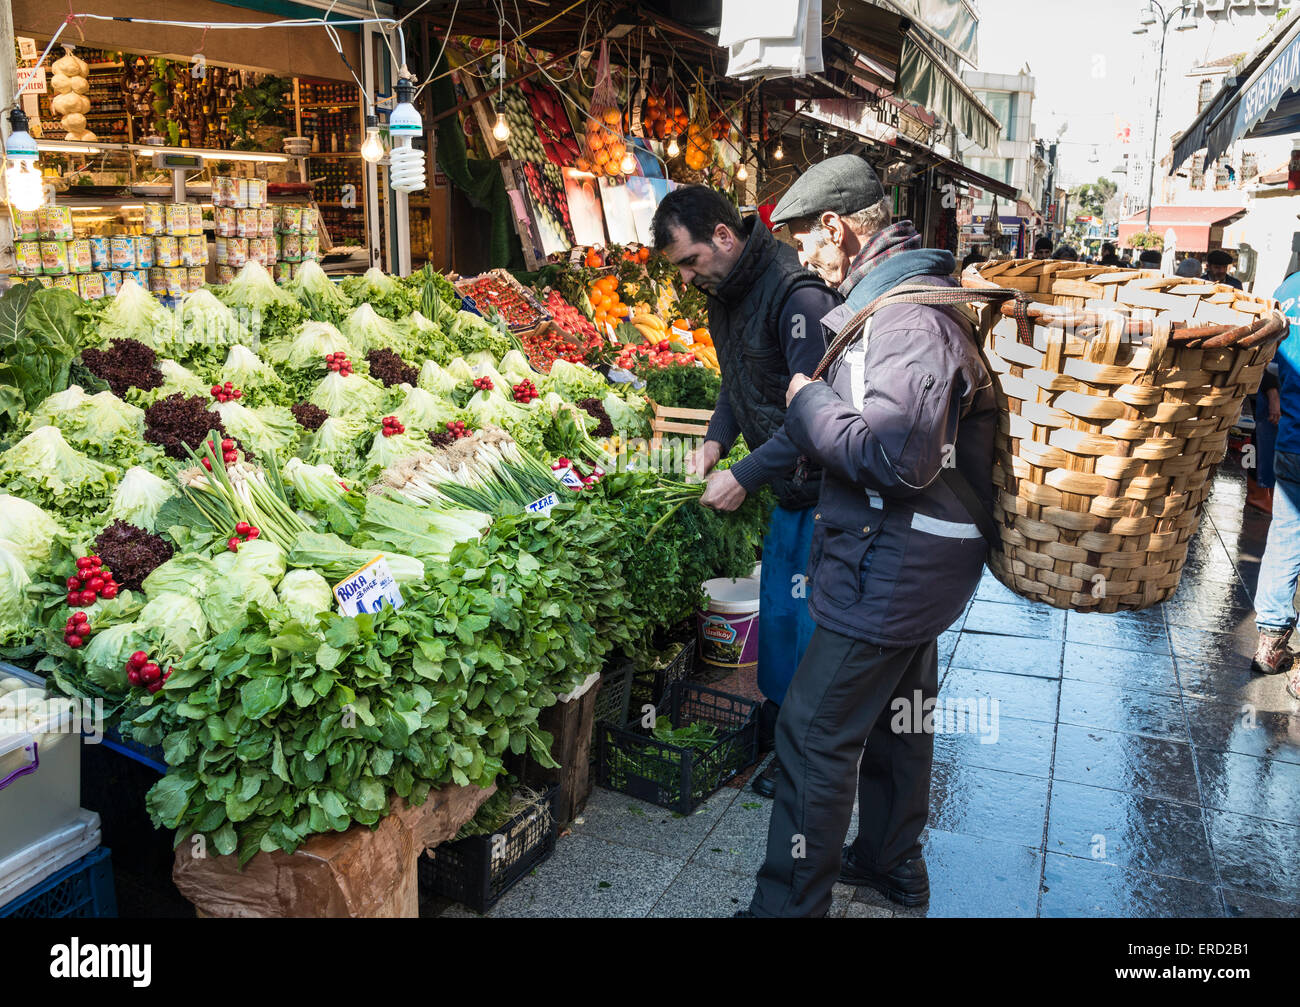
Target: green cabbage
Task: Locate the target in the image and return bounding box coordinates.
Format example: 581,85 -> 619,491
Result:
299,415 -> 366,476
0,545 -> 31,646
417,360 -> 459,396
142,553 -> 217,600
214,261 -> 304,342
97,278 -> 176,351
308,370 -> 385,420
286,260 -> 353,325
394,386 -> 459,432
276,567 -> 335,624
214,400 -> 300,456
140,592 -> 208,658
201,571 -> 278,630
81,620 -> 146,691
0,426 -> 118,524
0,495 -> 66,574
229,538 -> 287,585
265,321 -> 356,371
180,288 -> 250,355
342,302 -> 412,357
107,466 -> 177,533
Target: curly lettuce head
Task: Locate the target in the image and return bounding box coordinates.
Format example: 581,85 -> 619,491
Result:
0,495 -> 67,574
0,426 -> 118,525
107,466 -> 177,534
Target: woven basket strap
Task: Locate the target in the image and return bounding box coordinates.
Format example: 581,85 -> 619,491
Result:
810,285 -> 1029,381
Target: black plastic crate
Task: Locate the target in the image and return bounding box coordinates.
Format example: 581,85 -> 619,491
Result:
1,846 -> 117,918
629,638 -> 697,712
590,661 -> 636,765
418,784 -> 559,914
596,681 -> 759,814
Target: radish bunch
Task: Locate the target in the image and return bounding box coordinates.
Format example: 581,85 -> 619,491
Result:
124,650 -> 172,694
210,380 -> 243,403
63,610 -> 90,649
380,416 -> 406,438
325,352 -> 353,375
227,520 -> 261,552
66,555 -> 119,608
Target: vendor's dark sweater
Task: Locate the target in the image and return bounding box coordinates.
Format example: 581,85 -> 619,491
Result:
704,284 -> 839,494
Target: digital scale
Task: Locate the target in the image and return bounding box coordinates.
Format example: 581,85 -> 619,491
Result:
150,151 -> 203,201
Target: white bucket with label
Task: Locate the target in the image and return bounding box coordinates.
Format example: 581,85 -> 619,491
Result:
698,569 -> 761,670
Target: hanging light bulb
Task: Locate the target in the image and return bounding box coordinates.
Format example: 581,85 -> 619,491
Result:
666,135 -> 680,158
737,162 -> 748,182
360,114 -> 385,163
492,101 -> 511,143
4,107 -> 44,212
774,140 -> 784,161
388,76 -> 425,194
620,147 -> 636,175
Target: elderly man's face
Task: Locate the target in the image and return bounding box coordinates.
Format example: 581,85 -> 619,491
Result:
790,211 -> 853,286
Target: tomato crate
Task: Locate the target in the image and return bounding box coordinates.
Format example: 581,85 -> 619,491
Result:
453,269 -> 550,333
596,681 -> 759,815
0,845 -> 117,918
418,784 -> 559,914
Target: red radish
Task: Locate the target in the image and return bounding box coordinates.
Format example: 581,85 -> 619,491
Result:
247,527 -> 260,539
147,680 -> 163,694
66,634 -> 83,648
66,575 -> 80,589
100,585 -> 118,600
228,537 -> 241,552
127,669 -> 141,686
129,651 -> 148,667
73,611 -> 88,625
141,663 -> 161,684
202,457 -> 213,471
236,521 -> 251,535
77,590 -> 96,607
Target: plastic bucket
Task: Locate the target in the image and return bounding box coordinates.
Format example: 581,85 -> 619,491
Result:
698,571 -> 761,670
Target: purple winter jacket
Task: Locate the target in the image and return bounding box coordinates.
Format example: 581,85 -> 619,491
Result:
785,273 -> 995,647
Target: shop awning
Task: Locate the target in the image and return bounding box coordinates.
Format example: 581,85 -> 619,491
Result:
1184,11 -> 1300,168
1116,205 -> 1246,252
874,0 -> 979,67
895,32 -> 999,151
924,152 -> 1017,200
1170,79 -> 1240,171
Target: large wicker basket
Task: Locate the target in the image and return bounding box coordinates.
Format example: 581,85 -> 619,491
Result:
961,258 -> 1288,612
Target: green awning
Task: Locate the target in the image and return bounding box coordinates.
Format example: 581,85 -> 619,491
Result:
896,35 -> 999,152
883,0 -> 979,67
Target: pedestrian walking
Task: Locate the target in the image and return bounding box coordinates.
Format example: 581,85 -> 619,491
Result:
650,186 -> 841,797
1247,366 -> 1280,514
1251,267 -> 1300,690
1138,249 -> 1163,269
738,155 -> 997,916
1099,242 -> 1121,266
1175,257 -> 1202,277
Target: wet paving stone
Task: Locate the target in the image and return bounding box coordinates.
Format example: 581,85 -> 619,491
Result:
949,633 -> 1063,679
1171,624 -> 1257,667
1175,656 -> 1282,708
1066,611 -> 1171,655
1046,780 -> 1215,884
929,762 -> 1050,848
910,828 -> 1042,918
936,631 -> 959,673
963,599 -> 1067,641
1058,678 -> 1189,743
932,713 -> 1055,778
1184,696 -> 1300,765
1195,749 -> 1300,826
1039,853 -> 1224,918
1206,810 -> 1300,903
974,572 -> 1026,606
941,666 -> 1061,725
1053,724 -> 1200,804
1221,887 -> 1300,918
1061,643 -> 1180,697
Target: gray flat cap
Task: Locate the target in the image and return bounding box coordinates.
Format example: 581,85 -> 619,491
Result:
770,154 -> 885,228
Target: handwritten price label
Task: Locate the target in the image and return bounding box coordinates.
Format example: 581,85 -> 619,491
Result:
526,492 -> 560,515
333,556 -> 405,616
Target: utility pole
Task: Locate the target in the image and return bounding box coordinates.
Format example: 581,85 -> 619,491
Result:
1133,0 -> 1197,234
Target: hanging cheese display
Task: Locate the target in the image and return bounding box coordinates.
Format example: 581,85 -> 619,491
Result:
51,47 -> 95,142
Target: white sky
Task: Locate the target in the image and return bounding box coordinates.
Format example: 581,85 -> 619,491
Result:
970,0 -> 1281,189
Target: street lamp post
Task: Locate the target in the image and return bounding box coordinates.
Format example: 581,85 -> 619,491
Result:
1134,0 -> 1197,234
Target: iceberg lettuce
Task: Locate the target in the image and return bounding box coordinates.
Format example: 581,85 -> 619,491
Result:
139,592 -> 208,658
0,545 -> 31,646
0,426 -> 118,525
97,279 -> 177,351
308,369 -> 386,420
417,359 -> 459,396
264,321 -> 356,371
107,466 -> 177,533
275,568 -> 334,625
0,495 -> 66,574
286,260 -> 353,325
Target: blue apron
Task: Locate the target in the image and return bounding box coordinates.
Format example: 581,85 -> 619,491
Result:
757,504 -> 817,705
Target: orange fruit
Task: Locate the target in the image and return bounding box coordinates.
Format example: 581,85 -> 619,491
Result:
673,318 -> 689,330
575,156 -> 591,172
613,302 -> 629,318
693,327 -> 708,339
602,108 -> 621,127
589,130 -> 606,150
638,246 -> 650,263
585,250 -> 602,268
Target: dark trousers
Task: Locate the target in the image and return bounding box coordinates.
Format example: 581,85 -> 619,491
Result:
749,625 -> 938,918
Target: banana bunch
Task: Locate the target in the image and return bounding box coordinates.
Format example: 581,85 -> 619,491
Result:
632,310 -> 668,344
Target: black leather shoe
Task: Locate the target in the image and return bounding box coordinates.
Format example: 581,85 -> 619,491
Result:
838,846 -> 929,907
751,760 -> 782,799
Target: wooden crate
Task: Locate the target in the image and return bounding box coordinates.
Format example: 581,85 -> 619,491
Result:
650,404 -> 714,451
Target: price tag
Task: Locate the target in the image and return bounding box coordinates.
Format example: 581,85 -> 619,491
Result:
552,465 -> 585,490
333,556 -> 405,616
526,491 -> 560,515
17,66 -> 46,96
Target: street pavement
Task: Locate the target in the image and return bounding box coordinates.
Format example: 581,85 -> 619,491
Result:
430,463 -> 1300,918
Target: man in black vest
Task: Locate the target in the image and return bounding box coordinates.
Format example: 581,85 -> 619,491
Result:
651,186 -> 841,798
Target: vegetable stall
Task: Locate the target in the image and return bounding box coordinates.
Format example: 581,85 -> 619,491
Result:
0,253 -> 758,916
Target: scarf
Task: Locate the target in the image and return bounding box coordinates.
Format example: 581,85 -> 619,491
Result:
838,219 -> 957,311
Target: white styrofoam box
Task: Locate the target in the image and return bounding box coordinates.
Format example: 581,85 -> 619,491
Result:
0,810 -> 101,909
0,666 -> 83,865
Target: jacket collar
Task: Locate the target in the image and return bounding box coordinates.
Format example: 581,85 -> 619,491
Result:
712,217 -> 775,307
